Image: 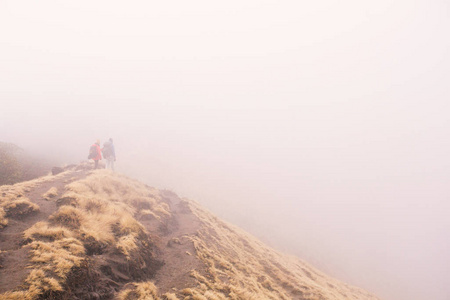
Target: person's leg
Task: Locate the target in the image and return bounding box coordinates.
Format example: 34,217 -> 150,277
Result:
94,160 -> 99,169
105,159 -> 110,169
111,159 -> 115,171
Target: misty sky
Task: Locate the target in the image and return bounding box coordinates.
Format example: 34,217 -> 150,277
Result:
1,1 -> 449,300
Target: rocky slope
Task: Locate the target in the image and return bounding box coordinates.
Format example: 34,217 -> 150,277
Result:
0,164 -> 380,300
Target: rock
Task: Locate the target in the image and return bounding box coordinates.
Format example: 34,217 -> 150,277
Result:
167,238 -> 182,247
56,196 -> 77,207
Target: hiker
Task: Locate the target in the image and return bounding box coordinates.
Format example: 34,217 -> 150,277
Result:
102,138 -> 116,170
88,139 -> 102,169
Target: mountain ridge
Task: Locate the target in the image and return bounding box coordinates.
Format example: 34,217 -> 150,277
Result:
0,163 -> 380,299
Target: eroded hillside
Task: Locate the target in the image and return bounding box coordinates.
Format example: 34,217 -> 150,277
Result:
0,165 -> 380,300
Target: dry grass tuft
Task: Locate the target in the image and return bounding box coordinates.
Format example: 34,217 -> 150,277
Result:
29,238 -> 85,278
24,221 -> 73,242
79,213 -> 116,245
65,171 -> 171,222
49,206 -> 84,229
24,269 -> 63,295
55,170 -> 172,251
0,172 -> 72,229
0,207 -> 7,228
1,239 -> 83,300
117,214 -> 145,236
79,196 -> 107,213
0,291 -> 30,300
181,288 -> 228,300
0,269 -> 63,300
117,282 -> 160,300
42,187 -> 58,200
0,197 -> 39,219
116,234 -> 138,258
161,293 -> 179,300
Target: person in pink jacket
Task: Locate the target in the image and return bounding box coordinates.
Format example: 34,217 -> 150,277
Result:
88,139 -> 102,169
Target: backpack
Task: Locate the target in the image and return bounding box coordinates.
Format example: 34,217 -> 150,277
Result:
88,144 -> 97,159
102,141 -> 112,158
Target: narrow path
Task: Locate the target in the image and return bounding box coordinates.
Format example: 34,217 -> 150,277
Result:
150,192 -> 204,295
0,169 -> 88,293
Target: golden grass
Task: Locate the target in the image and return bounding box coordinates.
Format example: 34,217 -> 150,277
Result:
116,234 -> 138,258
117,282 -> 159,300
49,206 -> 84,229
0,197 -> 39,220
3,198 -> 39,212
28,238 -> 85,278
24,221 -> 73,241
0,291 -> 31,300
0,238 -> 84,300
1,170 -> 175,299
42,187 -> 58,200
161,293 -> 179,300
24,269 -> 63,295
0,179 -> 46,228
1,169 -> 379,300
180,288 -> 229,300
177,200 -> 380,300
0,269 -> 63,300
0,169 -> 69,197
77,195 -> 108,213
118,214 -> 145,235
58,171 -> 172,250
64,171 -> 171,221
79,213 -> 116,245
117,282 -> 181,300
0,207 -> 7,228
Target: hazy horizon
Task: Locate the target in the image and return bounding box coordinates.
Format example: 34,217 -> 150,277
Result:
1,1 -> 449,299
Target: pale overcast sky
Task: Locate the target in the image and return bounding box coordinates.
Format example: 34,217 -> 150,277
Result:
1,1 -> 449,300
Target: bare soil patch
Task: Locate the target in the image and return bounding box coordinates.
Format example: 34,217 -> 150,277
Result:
150,191 -> 204,295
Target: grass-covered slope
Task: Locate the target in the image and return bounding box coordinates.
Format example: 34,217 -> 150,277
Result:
0,166 -> 380,300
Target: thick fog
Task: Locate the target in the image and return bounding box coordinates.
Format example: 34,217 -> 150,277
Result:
1,1 -> 449,299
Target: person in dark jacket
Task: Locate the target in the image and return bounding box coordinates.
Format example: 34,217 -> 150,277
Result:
102,138 -> 116,171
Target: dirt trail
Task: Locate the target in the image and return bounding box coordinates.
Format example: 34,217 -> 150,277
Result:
150,191 -> 204,295
0,169 -> 89,293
